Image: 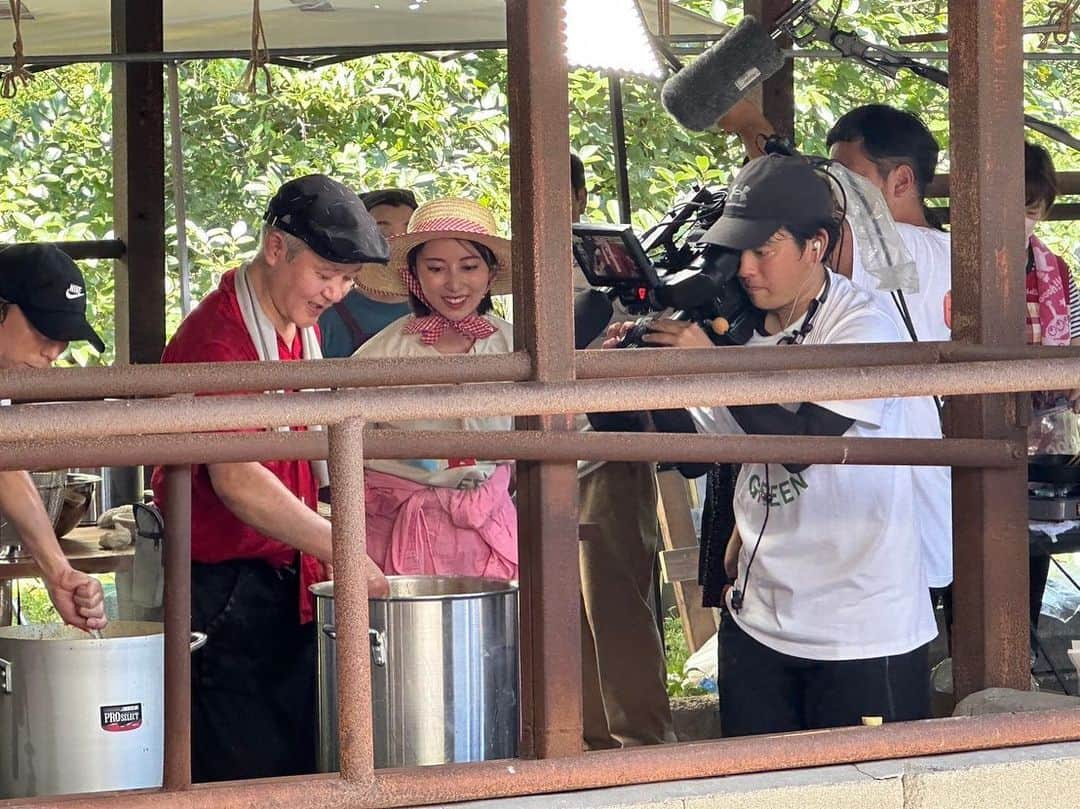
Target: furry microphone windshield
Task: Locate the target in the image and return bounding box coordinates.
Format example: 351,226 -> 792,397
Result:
660,16 -> 786,132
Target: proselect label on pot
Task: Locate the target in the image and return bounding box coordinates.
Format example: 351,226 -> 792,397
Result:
99,703 -> 143,732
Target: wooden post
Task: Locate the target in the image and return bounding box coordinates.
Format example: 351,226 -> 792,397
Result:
656,471 -> 717,653
112,0 -> 166,365
743,0 -> 795,138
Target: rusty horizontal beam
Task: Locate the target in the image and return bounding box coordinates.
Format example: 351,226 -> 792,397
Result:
21,709 -> 1080,809
7,343 -> 1080,402
0,429 -> 1022,473
6,353 -> 534,402
0,357 -> 1076,443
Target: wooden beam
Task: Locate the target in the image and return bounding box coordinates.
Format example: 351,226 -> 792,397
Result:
112,0 -> 165,365
926,171 -> 1080,199
656,471 -> 717,653
744,0 -> 795,138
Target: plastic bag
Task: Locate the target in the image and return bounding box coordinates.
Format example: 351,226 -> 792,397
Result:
826,163 -> 918,294
682,631 -> 719,691
1028,399 -> 1080,456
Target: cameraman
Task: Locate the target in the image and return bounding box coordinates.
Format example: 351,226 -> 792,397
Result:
608,154 -> 938,735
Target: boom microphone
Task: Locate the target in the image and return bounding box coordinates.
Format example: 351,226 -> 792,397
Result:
660,16 -> 785,132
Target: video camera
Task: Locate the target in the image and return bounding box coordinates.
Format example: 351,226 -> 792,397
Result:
571,186 -> 759,347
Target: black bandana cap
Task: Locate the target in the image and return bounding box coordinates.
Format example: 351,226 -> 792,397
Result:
264,174 -> 390,265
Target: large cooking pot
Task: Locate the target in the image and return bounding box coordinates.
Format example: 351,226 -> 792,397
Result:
0,621 -> 205,799
311,576 -> 518,771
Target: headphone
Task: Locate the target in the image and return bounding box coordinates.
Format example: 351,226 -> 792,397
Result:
812,240 -> 822,255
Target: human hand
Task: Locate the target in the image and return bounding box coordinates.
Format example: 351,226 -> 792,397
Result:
366,555 -> 390,598
715,98 -> 770,135
44,566 -> 107,631
1069,387 -> 1080,414
638,318 -> 714,349
601,321 -> 636,349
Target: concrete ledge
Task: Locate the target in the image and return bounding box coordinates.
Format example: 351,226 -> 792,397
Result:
904,743 -> 1080,808
431,742 -> 1080,809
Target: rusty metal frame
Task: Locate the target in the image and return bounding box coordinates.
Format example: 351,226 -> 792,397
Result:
4,0 -> 1079,807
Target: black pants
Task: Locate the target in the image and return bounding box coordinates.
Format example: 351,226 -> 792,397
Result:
190,560 -> 316,783
720,613 -> 930,737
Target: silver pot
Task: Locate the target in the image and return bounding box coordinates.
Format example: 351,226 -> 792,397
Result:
0,470 -> 67,559
311,576 -> 518,771
0,621 -> 205,799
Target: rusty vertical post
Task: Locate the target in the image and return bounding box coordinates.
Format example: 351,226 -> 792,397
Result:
506,0 -> 582,759
947,0 -> 1029,698
163,465 -> 192,790
112,0 -> 166,365
743,0 -> 795,137
328,419 -> 374,782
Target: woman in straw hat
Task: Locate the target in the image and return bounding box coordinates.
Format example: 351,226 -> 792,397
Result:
352,197 -> 516,579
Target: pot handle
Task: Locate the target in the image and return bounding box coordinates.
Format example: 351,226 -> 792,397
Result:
321,624 -> 386,668
369,628 -> 386,667
0,656 -> 10,695
189,632 -> 208,653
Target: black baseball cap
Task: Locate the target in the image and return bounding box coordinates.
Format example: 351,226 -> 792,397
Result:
264,174 -> 390,265
0,244 -> 106,351
360,188 -> 419,211
702,155 -> 836,251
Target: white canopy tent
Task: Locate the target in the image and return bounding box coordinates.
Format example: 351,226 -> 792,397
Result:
4,1 -> 726,59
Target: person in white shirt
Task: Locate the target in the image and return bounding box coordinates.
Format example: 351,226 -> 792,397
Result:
825,106 -> 954,621
608,155 -> 938,735
719,101 -> 955,621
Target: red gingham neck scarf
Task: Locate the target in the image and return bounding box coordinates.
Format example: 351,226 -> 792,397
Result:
400,268 -> 497,346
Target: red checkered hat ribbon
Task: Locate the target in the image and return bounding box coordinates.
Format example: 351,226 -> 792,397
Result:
399,268 -> 498,346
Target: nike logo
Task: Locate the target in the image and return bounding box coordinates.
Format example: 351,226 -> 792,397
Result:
65,284 -> 85,300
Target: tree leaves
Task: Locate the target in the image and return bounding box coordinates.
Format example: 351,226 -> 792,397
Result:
0,1 -> 1074,366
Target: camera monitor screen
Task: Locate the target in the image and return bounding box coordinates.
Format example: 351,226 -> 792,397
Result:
571,223 -> 659,288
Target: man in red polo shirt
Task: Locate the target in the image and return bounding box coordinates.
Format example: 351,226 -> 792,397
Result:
151,174 -> 390,783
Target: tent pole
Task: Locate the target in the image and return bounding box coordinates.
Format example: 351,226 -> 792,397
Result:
607,73 -> 632,224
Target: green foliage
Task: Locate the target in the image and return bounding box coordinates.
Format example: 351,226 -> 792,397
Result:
664,612 -> 711,698
0,1 -> 1076,359
11,579 -> 61,624
10,573 -> 116,625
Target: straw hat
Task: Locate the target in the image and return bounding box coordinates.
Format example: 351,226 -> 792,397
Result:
356,197 -> 513,297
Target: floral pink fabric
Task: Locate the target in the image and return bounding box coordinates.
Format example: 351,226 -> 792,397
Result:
1026,235 -> 1070,347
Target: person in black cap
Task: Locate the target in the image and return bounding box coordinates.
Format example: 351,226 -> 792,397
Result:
318,187 -> 418,357
606,154 -> 939,735
0,244 -> 107,631
149,174 -> 391,783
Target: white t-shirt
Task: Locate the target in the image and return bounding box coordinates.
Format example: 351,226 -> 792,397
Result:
851,222 -> 951,342
851,223 -> 953,587
691,271 -> 939,661
352,314 -> 513,488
